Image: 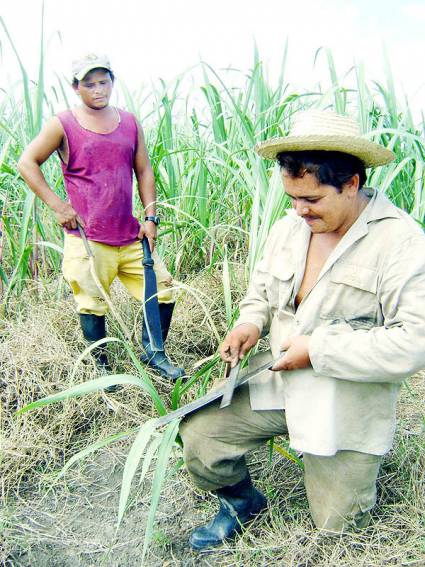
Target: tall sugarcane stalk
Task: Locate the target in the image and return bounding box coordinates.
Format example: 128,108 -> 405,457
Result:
0,213 -> 4,299
30,200 -> 39,281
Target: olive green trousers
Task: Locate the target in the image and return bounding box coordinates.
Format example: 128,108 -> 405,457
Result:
179,383 -> 382,533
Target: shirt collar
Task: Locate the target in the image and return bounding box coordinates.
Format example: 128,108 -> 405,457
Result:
363,188 -> 400,223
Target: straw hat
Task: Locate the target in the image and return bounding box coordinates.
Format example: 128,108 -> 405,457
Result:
255,110 -> 395,167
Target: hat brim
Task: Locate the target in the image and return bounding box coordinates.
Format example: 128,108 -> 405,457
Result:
74,64 -> 112,81
255,135 -> 395,168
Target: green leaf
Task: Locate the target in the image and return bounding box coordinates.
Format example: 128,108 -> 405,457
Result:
222,247 -> 232,327
16,374 -> 147,415
141,419 -> 180,564
57,430 -> 135,479
117,419 -> 160,527
138,435 -> 163,487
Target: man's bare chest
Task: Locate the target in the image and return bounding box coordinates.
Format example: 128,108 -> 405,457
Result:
295,234 -> 341,307
74,107 -> 120,134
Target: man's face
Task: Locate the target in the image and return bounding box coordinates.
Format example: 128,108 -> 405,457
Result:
74,69 -> 113,110
282,171 -> 359,235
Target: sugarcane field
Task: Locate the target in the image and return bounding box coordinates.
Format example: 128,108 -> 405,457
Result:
1,3 -> 425,566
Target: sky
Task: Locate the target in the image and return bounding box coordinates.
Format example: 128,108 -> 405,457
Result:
1,0 -> 424,118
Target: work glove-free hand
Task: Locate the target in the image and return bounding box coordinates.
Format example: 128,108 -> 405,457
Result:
54,201 -> 85,230
138,221 -> 157,252
219,323 -> 260,368
271,335 -> 311,371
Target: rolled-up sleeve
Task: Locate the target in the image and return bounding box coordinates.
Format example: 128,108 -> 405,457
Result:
310,234 -> 425,383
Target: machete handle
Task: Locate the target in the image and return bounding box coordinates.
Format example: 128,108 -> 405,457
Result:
77,223 -> 94,258
141,237 -> 154,265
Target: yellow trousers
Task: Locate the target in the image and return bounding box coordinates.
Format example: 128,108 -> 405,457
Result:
62,234 -> 175,316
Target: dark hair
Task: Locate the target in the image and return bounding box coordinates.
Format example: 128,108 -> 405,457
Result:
72,68 -> 115,88
277,150 -> 366,192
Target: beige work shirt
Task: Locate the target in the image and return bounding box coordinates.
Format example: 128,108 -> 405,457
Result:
235,189 -> 425,456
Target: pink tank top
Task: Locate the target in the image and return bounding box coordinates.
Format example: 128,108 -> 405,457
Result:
57,109 -> 140,246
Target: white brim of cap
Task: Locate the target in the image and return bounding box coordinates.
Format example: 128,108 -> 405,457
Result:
74,64 -> 112,81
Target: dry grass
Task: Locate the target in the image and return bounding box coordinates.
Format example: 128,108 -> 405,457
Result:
1,272 -> 424,566
2,427 -> 424,566
0,270 -> 233,495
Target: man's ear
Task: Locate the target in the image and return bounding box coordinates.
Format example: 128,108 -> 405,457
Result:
345,173 -> 360,197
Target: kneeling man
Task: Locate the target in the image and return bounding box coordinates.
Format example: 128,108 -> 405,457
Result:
180,110 -> 425,550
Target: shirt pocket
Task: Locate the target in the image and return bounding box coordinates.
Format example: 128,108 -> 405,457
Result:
261,263 -> 295,314
320,263 -> 379,326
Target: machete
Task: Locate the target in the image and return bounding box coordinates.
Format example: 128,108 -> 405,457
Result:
220,362 -> 241,408
141,237 -> 164,352
153,350 -> 283,427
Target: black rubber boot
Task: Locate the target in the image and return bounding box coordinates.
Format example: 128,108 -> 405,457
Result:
140,303 -> 185,381
158,302 -> 175,342
79,314 -> 118,391
189,475 -> 267,551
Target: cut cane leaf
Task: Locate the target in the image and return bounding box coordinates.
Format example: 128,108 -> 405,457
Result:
16,375 -> 147,415
70,337 -> 122,381
119,341 -> 168,415
70,335 -> 167,416
141,419 -> 180,564
268,439 -> 304,468
138,435 -> 163,487
222,247 -> 232,327
192,354 -> 215,369
57,430 -> 135,479
117,419 -> 159,527
35,240 -> 64,254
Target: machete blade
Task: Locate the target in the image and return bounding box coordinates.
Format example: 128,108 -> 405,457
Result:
141,237 -> 164,352
220,362 -> 241,408
153,350 -> 282,427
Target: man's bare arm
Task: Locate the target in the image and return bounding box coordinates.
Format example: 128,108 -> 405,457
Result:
134,120 -> 156,215
134,120 -> 157,250
18,117 -> 84,229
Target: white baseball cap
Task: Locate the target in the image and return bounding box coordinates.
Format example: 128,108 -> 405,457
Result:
72,53 -> 113,81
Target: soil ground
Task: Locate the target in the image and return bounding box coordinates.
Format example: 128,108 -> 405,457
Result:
3,372 -> 425,567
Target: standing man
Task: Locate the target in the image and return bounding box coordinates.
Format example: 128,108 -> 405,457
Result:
18,53 -> 184,381
179,110 -> 425,549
